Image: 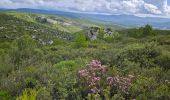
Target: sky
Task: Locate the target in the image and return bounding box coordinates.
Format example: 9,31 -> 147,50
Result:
0,0 -> 170,18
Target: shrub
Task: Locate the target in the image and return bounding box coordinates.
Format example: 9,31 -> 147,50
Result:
25,78 -> 37,89
143,24 -> 153,36
16,89 -> 37,100
0,90 -> 12,100
52,60 -> 83,99
103,31 -> 121,42
153,85 -> 170,100
113,42 -> 160,68
155,50 -> 170,70
130,76 -> 157,99
36,88 -> 52,100
78,60 -> 134,99
128,24 -> 155,38
74,32 -> 88,48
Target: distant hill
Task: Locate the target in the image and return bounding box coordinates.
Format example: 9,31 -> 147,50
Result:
0,12 -> 73,44
1,8 -> 170,29
1,11 -> 105,33
0,11 -> 123,44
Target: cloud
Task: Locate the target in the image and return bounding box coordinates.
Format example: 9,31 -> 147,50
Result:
0,0 -> 170,17
144,3 -> 161,14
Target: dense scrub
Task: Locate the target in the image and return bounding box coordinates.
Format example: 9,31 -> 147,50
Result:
0,12 -> 170,100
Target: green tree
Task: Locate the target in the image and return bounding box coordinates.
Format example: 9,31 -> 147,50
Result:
143,24 -> 153,36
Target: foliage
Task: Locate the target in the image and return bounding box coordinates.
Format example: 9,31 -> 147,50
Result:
16,89 -> 37,100
0,90 -> 12,100
128,24 -> 155,38
78,60 -> 134,99
74,32 -> 88,48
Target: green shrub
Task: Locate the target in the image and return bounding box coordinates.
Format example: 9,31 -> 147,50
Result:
128,24 -> 155,38
113,42 -> 160,68
0,90 -> 12,100
130,76 -> 157,99
103,31 -> 121,42
74,32 -> 88,48
25,78 -> 37,89
16,89 -> 37,100
155,50 -> 170,70
153,85 -> 170,100
37,88 -> 52,100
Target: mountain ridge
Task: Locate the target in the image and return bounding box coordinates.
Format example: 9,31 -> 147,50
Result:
1,8 -> 170,29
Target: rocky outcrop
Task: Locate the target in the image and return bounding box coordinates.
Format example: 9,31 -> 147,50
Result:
36,16 -> 48,23
87,27 -> 100,40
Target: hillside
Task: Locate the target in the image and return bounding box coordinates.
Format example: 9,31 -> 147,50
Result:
0,12 -> 74,44
0,11 -> 170,100
2,11 -> 105,33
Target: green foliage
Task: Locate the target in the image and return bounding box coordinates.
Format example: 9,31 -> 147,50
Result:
113,42 -> 161,68
111,93 -> 125,100
52,60 -> 83,99
25,78 -> 37,89
143,24 -> 153,36
103,31 -> 121,43
17,34 -> 37,51
0,90 -> 12,100
128,24 -> 155,38
0,12 -> 170,99
153,85 -> 170,100
36,88 -> 52,100
74,32 -> 88,48
130,76 -> 157,99
155,50 -> 170,70
16,89 -> 37,100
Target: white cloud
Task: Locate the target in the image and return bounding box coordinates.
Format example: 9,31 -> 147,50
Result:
0,0 -> 170,17
144,3 -> 161,14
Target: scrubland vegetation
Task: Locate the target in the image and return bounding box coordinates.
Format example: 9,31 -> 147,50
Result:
0,12 -> 170,100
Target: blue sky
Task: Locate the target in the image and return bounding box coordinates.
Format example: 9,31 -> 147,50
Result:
0,0 -> 170,18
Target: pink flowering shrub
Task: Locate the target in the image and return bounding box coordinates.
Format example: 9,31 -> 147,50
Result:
78,60 -> 135,97
78,60 -> 107,94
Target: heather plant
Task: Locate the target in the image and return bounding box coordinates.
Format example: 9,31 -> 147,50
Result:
78,60 -> 135,99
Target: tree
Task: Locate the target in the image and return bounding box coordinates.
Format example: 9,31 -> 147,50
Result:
143,24 -> 153,36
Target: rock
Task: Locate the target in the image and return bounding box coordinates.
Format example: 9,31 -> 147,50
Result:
87,27 -> 100,40
36,16 -> 48,23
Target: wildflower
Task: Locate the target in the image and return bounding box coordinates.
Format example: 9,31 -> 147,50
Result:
90,60 -> 101,69
78,69 -> 89,77
107,77 -> 113,85
91,87 -> 100,93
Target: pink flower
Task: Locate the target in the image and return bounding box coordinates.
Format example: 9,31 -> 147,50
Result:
91,87 -> 100,93
107,77 -> 113,85
90,60 -> 102,69
78,69 -> 89,77
100,65 -> 107,73
92,77 -> 101,82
